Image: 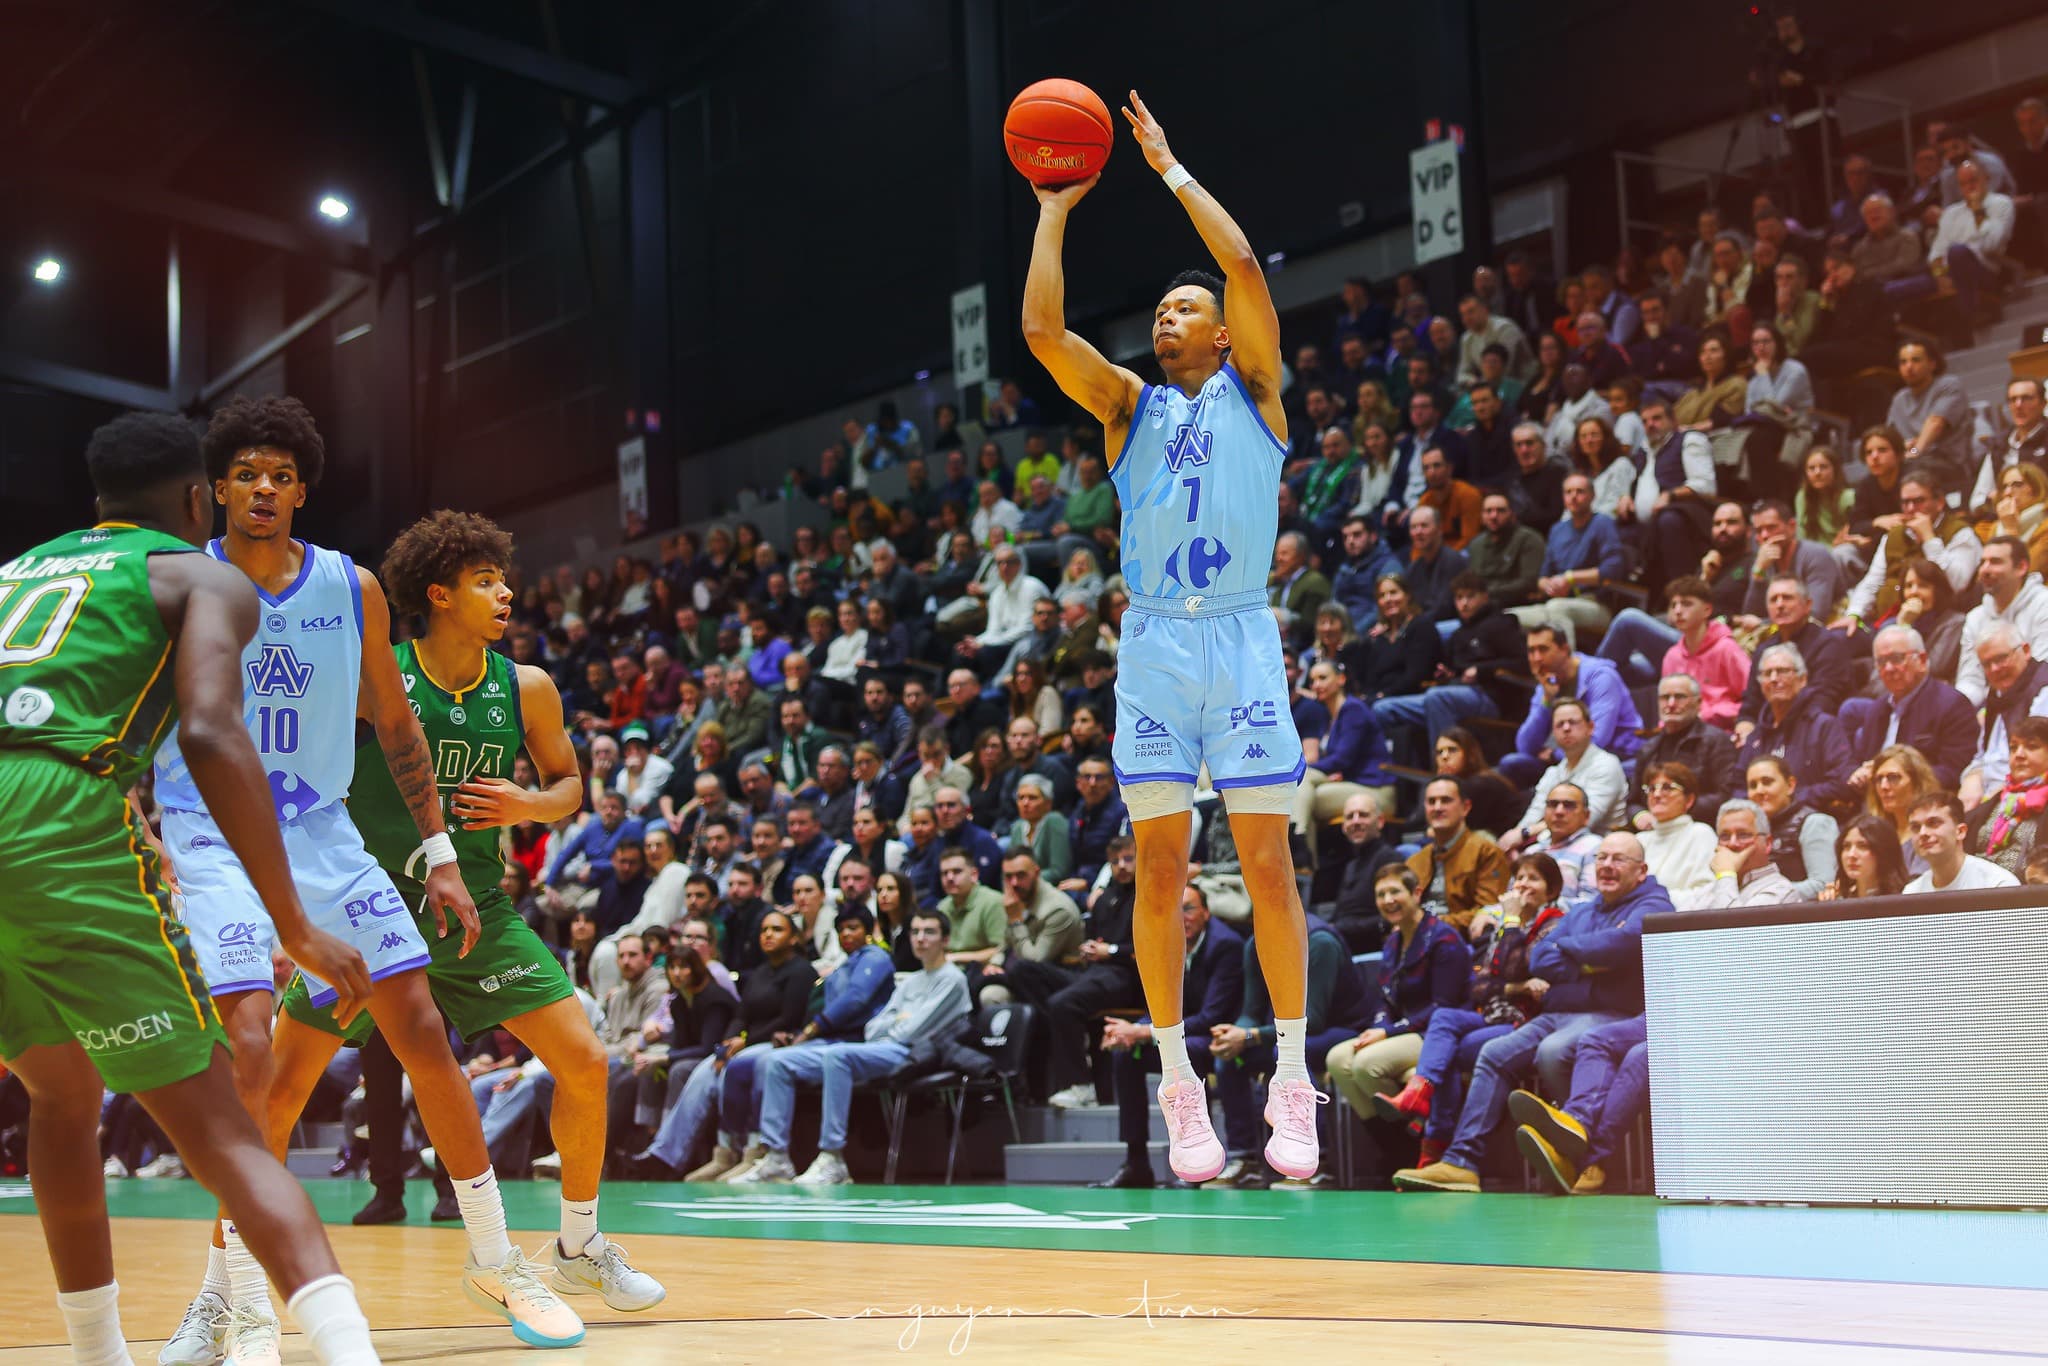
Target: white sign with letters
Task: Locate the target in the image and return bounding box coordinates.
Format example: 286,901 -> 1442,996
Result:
617,435 -> 648,533
1410,141 -> 1463,266
952,283 -> 989,388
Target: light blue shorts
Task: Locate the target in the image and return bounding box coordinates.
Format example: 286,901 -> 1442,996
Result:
1111,594 -> 1305,793
162,800 -> 429,1005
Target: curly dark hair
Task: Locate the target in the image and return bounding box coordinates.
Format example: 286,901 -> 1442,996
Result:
380,509 -> 515,618
201,394 -> 327,486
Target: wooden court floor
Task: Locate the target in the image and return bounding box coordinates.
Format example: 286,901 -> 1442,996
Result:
3,1182 -> 2047,1363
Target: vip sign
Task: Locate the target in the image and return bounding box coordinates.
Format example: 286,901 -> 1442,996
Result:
952,283 -> 989,389
1409,141 -> 1463,266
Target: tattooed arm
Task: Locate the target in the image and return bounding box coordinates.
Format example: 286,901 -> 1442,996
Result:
357,566 -> 481,955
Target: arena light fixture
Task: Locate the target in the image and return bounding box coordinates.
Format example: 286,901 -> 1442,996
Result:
32,257 -> 62,283
317,194 -> 351,222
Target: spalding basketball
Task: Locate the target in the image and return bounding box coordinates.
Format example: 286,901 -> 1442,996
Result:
1004,78 -> 1113,187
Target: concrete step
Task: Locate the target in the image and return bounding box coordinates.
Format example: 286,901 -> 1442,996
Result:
283,1121 -> 347,1179
1003,1139 -> 1167,1185
285,1147 -> 343,1179
1016,1103 -> 1167,1144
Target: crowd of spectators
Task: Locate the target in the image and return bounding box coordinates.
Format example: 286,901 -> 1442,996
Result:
65,91 -> 2048,1198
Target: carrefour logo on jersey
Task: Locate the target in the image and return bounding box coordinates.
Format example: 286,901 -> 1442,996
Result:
247,642 -> 315,698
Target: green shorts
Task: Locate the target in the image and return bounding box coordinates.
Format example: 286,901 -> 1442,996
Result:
0,751 -> 226,1092
281,882 -> 574,1045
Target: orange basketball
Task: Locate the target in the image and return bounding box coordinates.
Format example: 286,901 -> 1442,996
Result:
1004,78 -> 1114,187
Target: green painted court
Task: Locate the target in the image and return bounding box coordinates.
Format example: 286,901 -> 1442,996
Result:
16,1178 -> 2045,1290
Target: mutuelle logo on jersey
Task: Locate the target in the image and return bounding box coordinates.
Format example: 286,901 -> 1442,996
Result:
247,642 -> 315,698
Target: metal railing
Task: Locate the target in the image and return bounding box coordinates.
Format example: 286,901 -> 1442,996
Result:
1818,85 -> 1917,206
1613,84 -> 1917,254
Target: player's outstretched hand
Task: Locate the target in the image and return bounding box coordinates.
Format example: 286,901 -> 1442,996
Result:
1120,89 -> 1176,174
1032,172 -> 1101,212
425,863 -> 483,959
452,776 -> 527,830
282,926 -> 373,1029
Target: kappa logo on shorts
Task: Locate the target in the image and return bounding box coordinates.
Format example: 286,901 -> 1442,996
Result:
479,962 -> 543,994
377,932 -> 409,953
344,888 -> 408,928
217,921 -> 261,948
1242,743 -> 1271,760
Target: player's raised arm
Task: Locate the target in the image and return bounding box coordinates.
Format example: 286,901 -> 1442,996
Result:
152,554 -> 373,1023
1121,90 -> 1285,409
356,565 -> 481,955
1022,174 -> 1147,429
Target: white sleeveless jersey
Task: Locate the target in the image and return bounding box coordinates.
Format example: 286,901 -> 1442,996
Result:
154,539 -> 364,821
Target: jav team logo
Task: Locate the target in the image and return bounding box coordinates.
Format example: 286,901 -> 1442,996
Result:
247,643 -> 315,697
1164,422 -> 1213,472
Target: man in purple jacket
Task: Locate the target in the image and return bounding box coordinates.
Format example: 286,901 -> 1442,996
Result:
1394,831 -> 1665,1192
1500,626 -> 1644,788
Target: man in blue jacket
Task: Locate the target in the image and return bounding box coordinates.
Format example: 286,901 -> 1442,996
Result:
1092,884 -> 1246,1189
1507,472 -> 1626,648
1500,624 -> 1644,788
1394,831 -> 1666,1192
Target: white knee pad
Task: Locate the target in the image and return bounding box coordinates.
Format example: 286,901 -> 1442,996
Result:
1220,781 -> 1295,816
1122,780 -> 1194,822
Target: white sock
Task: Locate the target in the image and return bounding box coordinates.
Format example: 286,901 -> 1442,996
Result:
202,1243 -> 232,1300
220,1223 -> 271,1316
1152,1020 -> 1196,1085
746,1131 -> 764,1150
717,1131 -> 740,1153
1273,1016 -> 1311,1084
453,1166 -> 515,1267
558,1195 -> 599,1259
284,1274 -> 378,1366
56,1281 -> 133,1366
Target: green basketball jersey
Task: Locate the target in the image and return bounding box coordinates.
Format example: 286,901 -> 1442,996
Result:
0,522 -> 192,788
350,639 -> 524,889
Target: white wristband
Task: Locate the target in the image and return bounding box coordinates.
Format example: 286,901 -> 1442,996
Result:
421,832 -> 458,870
1162,163 -> 1194,193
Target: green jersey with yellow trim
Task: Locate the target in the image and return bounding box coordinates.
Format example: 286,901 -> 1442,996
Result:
349,638 -> 524,890
0,523 -> 191,789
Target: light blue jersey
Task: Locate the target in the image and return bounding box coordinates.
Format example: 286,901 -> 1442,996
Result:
1110,362 -> 1285,607
154,539 -> 365,822
1109,363 -> 1303,794
153,538 -> 427,1000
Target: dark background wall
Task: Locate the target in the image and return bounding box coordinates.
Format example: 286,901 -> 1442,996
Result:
3,0 -> 2042,560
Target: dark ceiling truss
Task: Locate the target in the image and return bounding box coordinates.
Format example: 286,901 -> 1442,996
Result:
284,0 -> 641,107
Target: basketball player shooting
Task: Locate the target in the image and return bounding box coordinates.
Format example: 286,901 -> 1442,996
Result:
1021,90 -> 1319,1183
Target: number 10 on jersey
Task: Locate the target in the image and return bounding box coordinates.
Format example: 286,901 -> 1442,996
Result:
256,704 -> 300,754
